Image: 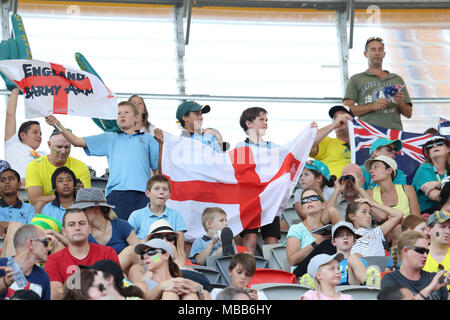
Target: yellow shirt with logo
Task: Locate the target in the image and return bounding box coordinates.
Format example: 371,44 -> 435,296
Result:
423,249 -> 450,291
312,136 -> 350,178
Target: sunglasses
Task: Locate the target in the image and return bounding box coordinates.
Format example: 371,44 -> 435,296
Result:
381,145 -> 396,152
33,238 -> 50,248
150,233 -> 177,242
301,195 -> 323,204
425,141 -> 445,150
365,36 -> 384,45
405,246 -> 429,255
339,175 -> 355,183
49,128 -> 72,139
140,248 -> 164,260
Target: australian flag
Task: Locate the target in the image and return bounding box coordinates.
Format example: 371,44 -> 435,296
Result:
438,117 -> 450,140
349,119 -> 433,184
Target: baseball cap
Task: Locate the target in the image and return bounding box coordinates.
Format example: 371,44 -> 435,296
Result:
307,253 -> 345,279
364,155 -> 398,178
176,101 -> 211,123
305,159 -> 331,182
90,260 -> 125,287
331,221 -> 361,240
426,210 -> 450,226
369,138 -> 403,155
134,238 -> 174,258
328,105 -> 354,119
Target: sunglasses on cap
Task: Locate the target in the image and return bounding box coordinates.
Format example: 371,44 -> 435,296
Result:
49,128 -> 72,139
425,140 -> 446,150
140,248 -> 165,260
339,175 -> 355,183
365,36 -> 384,45
150,233 -> 177,242
33,238 -> 51,248
301,195 -> 323,204
405,246 -> 429,255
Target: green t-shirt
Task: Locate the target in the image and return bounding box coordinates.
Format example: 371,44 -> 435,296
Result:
344,69 -> 412,131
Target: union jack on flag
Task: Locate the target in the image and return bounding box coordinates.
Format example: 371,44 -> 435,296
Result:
348,119 -> 433,184
438,117 -> 450,139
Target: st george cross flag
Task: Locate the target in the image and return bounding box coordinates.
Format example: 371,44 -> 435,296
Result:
438,117 -> 450,140
0,59 -> 117,119
161,126 -> 316,241
349,119 -> 432,185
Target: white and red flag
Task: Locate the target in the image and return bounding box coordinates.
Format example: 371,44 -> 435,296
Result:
0,59 -> 117,119
162,126 -> 316,241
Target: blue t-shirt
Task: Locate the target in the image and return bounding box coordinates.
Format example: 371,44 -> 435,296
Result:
88,218 -> 133,255
235,139 -> 279,149
84,131 -> 159,196
284,222 -> 316,272
0,199 -> 35,225
128,205 -> 187,240
185,131 -> 222,153
39,198 -> 68,223
0,257 -> 51,300
338,256 -> 368,285
361,165 -> 407,190
412,163 -> 447,212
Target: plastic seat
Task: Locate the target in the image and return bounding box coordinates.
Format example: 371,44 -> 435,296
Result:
90,177 -> 108,190
282,208 -> 301,227
269,245 -> 291,272
247,268 -> 297,286
336,285 -> 380,300
251,283 -> 310,300
186,265 -> 224,285
213,255 -> 269,285
363,256 -> 390,270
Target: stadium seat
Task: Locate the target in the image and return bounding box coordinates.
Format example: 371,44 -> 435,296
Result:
269,245 -> 291,272
184,265 -> 224,285
90,177 -> 108,190
251,283 -> 310,300
262,243 -> 281,260
213,255 -> 269,285
256,230 -> 287,258
363,256 -> 390,270
282,208 -> 300,227
336,285 -> 380,300
18,187 -> 28,203
247,268 -> 297,286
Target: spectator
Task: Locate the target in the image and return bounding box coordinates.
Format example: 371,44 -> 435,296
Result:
361,138 -> 407,190
133,239 -> 207,300
236,107 -> 281,253
203,127 -> 230,153
0,224 -> 51,300
215,286 -> 250,300
210,253 -> 268,300
423,211 -> 450,291
70,188 -> 140,274
128,175 -> 187,250
9,289 -> 41,300
45,101 -> 159,221
128,95 -> 156,135
285,188 -> 336,279
40,166 -> 77,220
189,207 -> 235,265
293,160 -> 339,224
343,36 -> 412,131
0,169 -> 34,237
440,176 -> 450,211
346,197 -> 403,257
4,87 -> 46,183
310,105 -> 354,178
377,285 -> 415,300
301,253 -> 353,300
25,128 -> 91,214
382,231 -> 448,300
44,208 -> 120,300
176,100 -> 221,152
401,214 -> 428,236
412,135 -> 449,214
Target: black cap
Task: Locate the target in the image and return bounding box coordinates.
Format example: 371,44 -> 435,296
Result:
80,259 -> 124,287
328,105 -> 354,119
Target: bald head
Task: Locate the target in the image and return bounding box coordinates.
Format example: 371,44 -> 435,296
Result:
340,163 -> 364,201
47,133 -> 71,165
341,163 -> 363,182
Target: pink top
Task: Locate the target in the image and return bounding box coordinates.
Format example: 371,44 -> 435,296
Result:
301,290 -> 353,300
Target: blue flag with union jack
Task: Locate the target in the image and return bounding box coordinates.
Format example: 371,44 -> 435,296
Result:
349,119 -> 433,185
438,117 -> 450,140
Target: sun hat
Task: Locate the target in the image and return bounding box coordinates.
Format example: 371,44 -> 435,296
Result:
307,253 -> 345,279
369,138 -> 403,155
69,188 -> 115,210
364,155 -> 398,178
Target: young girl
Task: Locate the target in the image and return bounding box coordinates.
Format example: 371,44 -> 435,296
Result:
128,95 -> 156,135
301,253 -> 353,300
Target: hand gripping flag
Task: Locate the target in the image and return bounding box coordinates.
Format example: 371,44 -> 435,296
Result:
349,119 -> 432,185
0,59 -> 117,119
161,126 -> 316,241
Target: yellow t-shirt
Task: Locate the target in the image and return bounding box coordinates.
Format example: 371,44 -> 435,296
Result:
372,184 -> 410,218
25,155 -> 91,195
312,136 -> 350,178
423,249 -> 450,291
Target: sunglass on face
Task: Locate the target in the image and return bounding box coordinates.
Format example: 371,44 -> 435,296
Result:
425,141 -> 445,150
381,145 -> 396,153
339,175 -> 355,183
301,195 -> 323,204
140,248 -> 164,260
150,233 -> 177,242
33,238 -> 50,248
405,246 -> 429,255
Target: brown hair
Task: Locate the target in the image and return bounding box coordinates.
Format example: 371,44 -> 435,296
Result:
146,175 -> 171,193
128,95 -> 151,131
228,253 -> 256,277
118,101 -> 139,116
401,215 -> 427,232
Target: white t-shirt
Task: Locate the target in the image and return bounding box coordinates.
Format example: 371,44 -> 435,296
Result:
4,134 -> 46,179
211,287 -> 268,300
350,226 -> 386,257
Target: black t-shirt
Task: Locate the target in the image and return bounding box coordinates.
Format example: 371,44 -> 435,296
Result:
381,270 -> 448,300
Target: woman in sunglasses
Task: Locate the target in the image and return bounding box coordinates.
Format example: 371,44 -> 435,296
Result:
286,188 -> 337,280
412,135 -> 450,214
381,231 -> 449,300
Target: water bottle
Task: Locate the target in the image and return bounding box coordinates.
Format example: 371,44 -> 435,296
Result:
6,256 -> 28,289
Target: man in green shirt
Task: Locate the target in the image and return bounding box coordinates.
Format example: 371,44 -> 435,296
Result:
343,37 -> 413,131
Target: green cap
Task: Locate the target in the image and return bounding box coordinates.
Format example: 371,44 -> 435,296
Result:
176,101 -> 211,123
30,214 -> 63,233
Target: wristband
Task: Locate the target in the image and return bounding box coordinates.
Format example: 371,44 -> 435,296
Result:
311,242 -> 318,250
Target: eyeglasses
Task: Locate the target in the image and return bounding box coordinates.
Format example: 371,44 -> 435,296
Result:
301,195 -> 323,204
33,238 -> 50,248
405,246 -> 429,255
339,175 -> 355,183
365,37 -> 384,46
150,233 -> 177,242
425,141 -> 445,150
140,248 -> 165,260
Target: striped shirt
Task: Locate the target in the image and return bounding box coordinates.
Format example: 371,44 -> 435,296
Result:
350,226 -> 386,257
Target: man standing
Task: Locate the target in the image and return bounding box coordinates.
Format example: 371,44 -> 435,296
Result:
44,208 -> 120,300
344,37 -> 412,131
0,224 -> 51,300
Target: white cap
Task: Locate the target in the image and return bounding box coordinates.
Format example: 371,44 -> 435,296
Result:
307,253 -> 345,279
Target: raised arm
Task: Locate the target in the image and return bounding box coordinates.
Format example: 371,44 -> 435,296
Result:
310,113 -> 352,156
4,87 -> 20,142
45,115 -> 87,148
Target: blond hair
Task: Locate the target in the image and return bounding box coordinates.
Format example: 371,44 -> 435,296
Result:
391,230 -> 426,269
201,207 -> 227,231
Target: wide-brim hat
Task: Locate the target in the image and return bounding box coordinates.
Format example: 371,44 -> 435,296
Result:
69,187 -> 115,210
176,100 -> 211,123
364,155 -> 398,178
